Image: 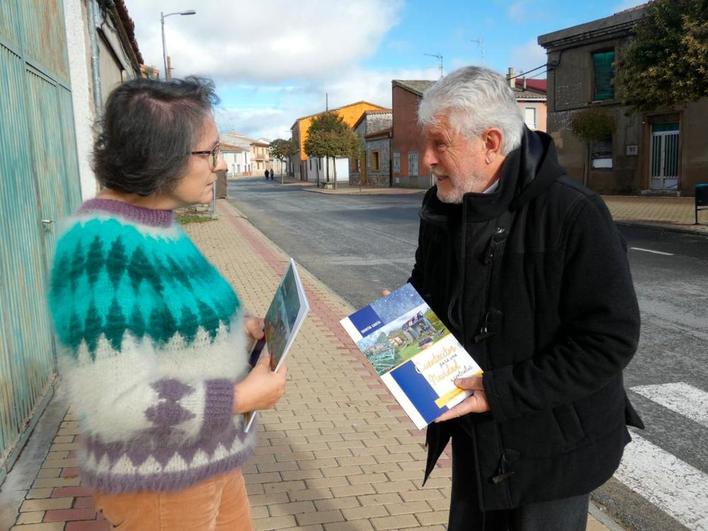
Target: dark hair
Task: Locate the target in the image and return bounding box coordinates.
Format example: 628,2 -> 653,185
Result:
93,76 -> 219,196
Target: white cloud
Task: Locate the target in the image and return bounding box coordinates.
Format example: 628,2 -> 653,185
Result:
507,1 -> 529,23
121,1 -> 438,144
214,65 -> 440,141
509,38 -> 547,75
124,0 -> 403,82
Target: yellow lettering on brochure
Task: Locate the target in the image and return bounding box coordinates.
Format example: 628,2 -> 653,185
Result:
434,387 -> 465,407
415,344 -> 457,374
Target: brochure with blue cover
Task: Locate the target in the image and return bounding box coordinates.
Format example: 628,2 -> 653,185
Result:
340,283 -> 482,429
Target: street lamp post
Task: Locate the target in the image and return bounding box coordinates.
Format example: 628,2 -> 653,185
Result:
160,10 -> 196,80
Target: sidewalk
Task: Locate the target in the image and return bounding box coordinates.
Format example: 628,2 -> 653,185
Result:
1,200 -> 613,530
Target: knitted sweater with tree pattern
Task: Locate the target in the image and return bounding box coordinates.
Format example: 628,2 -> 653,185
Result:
49,198 -> 255,493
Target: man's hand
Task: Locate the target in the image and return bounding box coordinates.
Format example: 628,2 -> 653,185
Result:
435,375 -> 490,422
244,315 -> 265,341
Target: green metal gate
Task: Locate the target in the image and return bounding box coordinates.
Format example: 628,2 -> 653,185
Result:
0,0 -> 82,481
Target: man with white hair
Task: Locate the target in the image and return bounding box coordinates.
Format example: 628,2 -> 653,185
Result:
410,66 -> 643,530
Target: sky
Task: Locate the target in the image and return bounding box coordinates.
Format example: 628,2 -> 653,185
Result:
123,0 -> 646,141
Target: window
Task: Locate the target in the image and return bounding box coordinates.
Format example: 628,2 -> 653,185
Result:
524,107 -> 536,129
591,138 -> 613,169
408,151 -> 419,177
592,50 -> 615,100
372,151 -> 380,171
393,152 -> 401,173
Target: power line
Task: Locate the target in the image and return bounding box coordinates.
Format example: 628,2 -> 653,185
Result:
508,63 -> 548,80
424,53 -> 443,78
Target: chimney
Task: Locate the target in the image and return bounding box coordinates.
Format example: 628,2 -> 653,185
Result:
507,67 -> 515,88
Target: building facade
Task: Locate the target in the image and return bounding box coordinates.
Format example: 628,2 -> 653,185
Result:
64,0 -> 143,200
510,74 -> 547,132
290,101 -> 388,182
391,80 -> 436,189
539,6 -> 707,195
350,110 -> 393,187
221,132 -> 278,177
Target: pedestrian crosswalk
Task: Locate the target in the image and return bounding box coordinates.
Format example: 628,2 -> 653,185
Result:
617,382 -> 708,530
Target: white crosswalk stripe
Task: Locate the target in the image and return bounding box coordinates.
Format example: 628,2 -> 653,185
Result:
616,432 -> 708,530
615,382 -> 708,530
631,382 -> 708,429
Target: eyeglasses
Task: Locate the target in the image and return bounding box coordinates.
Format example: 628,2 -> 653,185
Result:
191,143 -> 222,170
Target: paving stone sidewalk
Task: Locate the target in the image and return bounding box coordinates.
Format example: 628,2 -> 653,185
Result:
1,199 -> 611,530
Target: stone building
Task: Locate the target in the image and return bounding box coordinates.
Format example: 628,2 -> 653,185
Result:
539,5 -> 707,195
350,110 -> 393,187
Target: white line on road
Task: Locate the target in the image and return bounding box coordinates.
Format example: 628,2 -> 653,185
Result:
631,382 -> 708,429
616,432 -> 708,530
630,246 -> 675,256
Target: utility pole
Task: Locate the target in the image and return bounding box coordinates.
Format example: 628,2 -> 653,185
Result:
424,53 -> 443,79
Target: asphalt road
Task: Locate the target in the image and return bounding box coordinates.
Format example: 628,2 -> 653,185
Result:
228,178 -> 708,531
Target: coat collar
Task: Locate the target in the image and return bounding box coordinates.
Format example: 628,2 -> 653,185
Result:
420,127 -> 561,224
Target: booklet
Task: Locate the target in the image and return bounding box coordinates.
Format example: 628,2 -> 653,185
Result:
340,283 -> 482,430
244,258 -> 310,432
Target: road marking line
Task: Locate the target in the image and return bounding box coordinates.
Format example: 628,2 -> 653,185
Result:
617,432 -> 708,530
630,247 -> 674,256
631,382 -> 708,429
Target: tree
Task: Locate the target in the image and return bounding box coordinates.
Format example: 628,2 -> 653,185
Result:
570,110 -> 615,187
617,0 -> 708,112
268,138 -> 298,180
304,112 -> 361,188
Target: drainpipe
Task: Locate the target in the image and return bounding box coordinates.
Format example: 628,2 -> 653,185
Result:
87,0 -> 103,113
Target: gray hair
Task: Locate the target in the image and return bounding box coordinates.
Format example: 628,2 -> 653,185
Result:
93,76 -> 219,196
418,66 -> 524,155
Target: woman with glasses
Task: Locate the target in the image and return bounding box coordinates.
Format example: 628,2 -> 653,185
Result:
48,77 -> 285,530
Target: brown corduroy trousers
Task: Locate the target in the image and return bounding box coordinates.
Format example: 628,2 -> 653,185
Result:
94,468 -> 252,530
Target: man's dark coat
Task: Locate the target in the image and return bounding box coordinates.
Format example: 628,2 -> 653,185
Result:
410,128 -> 643,511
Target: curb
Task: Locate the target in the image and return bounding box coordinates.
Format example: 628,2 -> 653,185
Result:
590,500 -> 627,531
614,219 -> 708,237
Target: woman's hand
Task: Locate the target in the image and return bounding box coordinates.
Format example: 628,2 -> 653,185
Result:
244,315 -> 265,342
232,349 -> 287,414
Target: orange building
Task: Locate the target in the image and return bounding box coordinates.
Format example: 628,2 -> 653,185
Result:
290,101 -> 387,181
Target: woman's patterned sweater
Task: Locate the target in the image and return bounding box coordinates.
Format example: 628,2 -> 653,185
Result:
49,198 -> 255,493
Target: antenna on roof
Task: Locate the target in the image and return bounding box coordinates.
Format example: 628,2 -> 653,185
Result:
424,53 -> 443,79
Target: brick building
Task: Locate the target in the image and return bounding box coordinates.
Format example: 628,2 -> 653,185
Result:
391,80 -> 435,188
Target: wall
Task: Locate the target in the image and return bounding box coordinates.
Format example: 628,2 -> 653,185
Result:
64,0 -> 95,199
546,35 -> 707,195
293,101 -> 386,163
518,100 -> 547,132
63,0 -> 140,200
392,85 -> 432,188
365,137 -> 391,187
